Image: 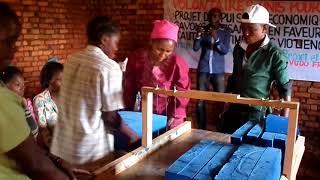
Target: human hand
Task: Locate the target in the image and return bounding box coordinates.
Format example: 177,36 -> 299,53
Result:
196,26 -> 204,37
167,117 -> 175,129
218,103 -> 229,119
211,30 -> 218,40
58,159 -> 93,180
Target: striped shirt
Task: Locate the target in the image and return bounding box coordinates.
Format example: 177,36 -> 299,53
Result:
50,45 -> 124,164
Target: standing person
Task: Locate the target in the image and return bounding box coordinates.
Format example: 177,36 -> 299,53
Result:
0,2 -> 90,180
51,16 -> 138,166
33,60 -> 63,149
1,66 -> 38,138
123,20 -> 191,130
222,4 -> 292,133
193,8 -> 231,130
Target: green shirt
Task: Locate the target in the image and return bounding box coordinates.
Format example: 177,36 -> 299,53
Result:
0,86 -> 30,180
228,41 -> 290,100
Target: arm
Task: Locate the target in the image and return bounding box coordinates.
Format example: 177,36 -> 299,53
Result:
123,53 -> 138,111
193,37 -> 203,51
1,94 -> 85,180
101,66 -> 139,141
33,96 -> 47,128
22,98 -> 39,137
282,95 -> 291,117
213,30 -> 231,55
193,27 -> 204,51
275,81 -> 292,117
272,51 -> 292,117
102,111 -> 138,142
33,96 -> 52,149
6,135 -> 69,180
225,44 -> 241,93
168,56 -> 191,119
25,108 -> 39,137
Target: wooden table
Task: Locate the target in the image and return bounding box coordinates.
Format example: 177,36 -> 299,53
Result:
115,129 -> 230,180
94,87 -> 303,180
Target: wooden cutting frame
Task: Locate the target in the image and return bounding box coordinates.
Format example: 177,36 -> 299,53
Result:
94,87 -> 305,180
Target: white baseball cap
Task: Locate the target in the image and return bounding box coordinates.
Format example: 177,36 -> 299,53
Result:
240,4 -> 276,28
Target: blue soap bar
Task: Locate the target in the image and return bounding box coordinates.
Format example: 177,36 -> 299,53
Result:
177,142 -> 224,179
165,140 -> 212,180
248,147 -> 282,180
193,144 -> 237,180
261,132 -> 276,147
118,111 -> 167,137
165,141 -> 237,180
215,145 -> 282,180
215,144 -> 266,180
231,121 -> 255,145
246,124 -> 264,145
265,114 -> 288,134
114,111 -> 167,150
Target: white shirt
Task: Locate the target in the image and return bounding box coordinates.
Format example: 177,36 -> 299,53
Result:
50,45 -> 124,164
241,34 -> 270,66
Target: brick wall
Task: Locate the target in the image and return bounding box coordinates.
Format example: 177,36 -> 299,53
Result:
3,0 -> 163,95
3,0 -> 320,178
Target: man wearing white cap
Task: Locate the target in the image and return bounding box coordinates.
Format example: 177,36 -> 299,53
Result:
221,4 -> 292,133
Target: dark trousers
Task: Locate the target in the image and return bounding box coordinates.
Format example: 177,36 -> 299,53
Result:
196,72 -> 225,130
219,104 -> 266,134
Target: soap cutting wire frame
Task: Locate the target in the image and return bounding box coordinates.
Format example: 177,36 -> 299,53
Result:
140,87 -> 304,180
94,87 -> 304,180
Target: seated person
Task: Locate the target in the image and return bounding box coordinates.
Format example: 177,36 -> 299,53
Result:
0,2 -> 90,179
124,20 -> 191,130
1,65 -> 38,138
33,60 -> 63,149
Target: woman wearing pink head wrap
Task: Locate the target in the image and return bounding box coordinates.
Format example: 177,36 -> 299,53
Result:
124,20 -> 191,129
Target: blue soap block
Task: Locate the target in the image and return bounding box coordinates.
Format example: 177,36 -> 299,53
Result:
265,114 -> 301,136
248,147 -> 282,180
215,144 -> 266,180
118,111 -> 167,137
193,144 -> 237,180
177,142 -> 224,179
165,141 -> 237,180
165,140 -> 213,180
114,111 -> 167,150
246,124 -> 264,145
215,145 -> 282,180
265,114 -> 288,134
261,132 -> 276,147
231,121 -> 255,145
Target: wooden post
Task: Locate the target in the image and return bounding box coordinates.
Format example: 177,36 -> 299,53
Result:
292,136 -> 305,178
142,90 -> 153,147
283,105 -> 299,180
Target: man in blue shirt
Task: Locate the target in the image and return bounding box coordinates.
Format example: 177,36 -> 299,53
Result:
193,8 -> 231,129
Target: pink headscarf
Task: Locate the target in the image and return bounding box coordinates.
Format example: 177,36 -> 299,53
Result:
150,20 -> 179,43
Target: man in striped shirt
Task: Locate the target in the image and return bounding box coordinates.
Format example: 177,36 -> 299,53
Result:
51,16 -> 137,166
